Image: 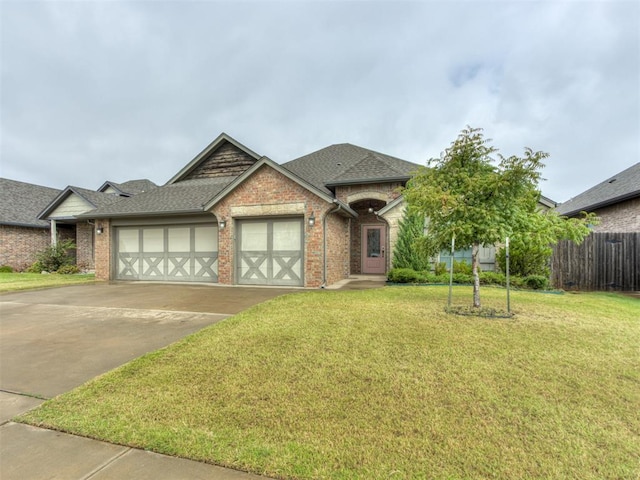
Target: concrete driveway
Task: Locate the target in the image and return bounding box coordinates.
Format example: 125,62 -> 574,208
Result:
0,282 -> 297,480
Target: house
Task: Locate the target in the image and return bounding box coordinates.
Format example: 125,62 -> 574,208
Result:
50,133 -> 419,287
38,180 -> 157,271
0,178 -> 63,270
556,162 -> 640,232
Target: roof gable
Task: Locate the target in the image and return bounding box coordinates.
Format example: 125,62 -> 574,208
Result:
204,157 -> 357,217
39,186 -> 124,220
0,178 -> 61,228
282,143 -> 420,193
167,133 -> 261,185
556,162 -> 640,216
98,179 -> 157,196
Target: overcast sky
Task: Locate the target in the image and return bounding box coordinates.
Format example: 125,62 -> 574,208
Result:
1,0 -> 638,203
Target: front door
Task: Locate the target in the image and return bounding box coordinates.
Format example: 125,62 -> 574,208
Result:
362,225 -> 386,274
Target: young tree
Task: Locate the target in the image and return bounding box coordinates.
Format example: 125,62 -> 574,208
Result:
404,127 -> 595,308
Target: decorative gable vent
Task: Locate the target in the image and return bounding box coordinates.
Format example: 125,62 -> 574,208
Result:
183,142 -> 258,181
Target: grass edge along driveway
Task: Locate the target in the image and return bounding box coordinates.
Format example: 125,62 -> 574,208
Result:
0,272 -> 96,292
18,287 -> 640,480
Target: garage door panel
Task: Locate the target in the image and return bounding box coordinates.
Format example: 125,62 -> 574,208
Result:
237,219 -> 303,286
116,225 -> 218,283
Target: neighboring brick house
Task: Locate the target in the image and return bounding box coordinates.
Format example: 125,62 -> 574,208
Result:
0,178 -> 63,271
74,133 -> 421,287
556,162 -> 640,232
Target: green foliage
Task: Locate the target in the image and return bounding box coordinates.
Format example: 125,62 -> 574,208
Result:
392,208 -> 433,271
496,210 -> 598,277
452,260 -> 473,275
35,240 -> 77,273
56,265 -> 80,275
523,275 -> 550,290
480,271 -> 506,286
388,267 -> 552,291
434,262 -> 448,275
403,126 -> 596,308
0,265 -> 14,273
496,240 -> 551,277
25,262 -> 44,273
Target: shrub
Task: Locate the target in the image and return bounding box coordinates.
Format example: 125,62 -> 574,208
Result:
392,209 -> 433,271
523,275 -> 550,290
434,262 -> 448,275
452,260 -> 473,275
387,268 -> 422,283
57,265 -> 80,275
496,239 -> 551,277
25,261 -> 44,273
480,271 -> 506,286
35,240 -> 76,273
451,273 -> 473,284
0,265 -> 14,273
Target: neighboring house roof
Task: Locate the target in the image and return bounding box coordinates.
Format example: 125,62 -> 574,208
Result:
39,186 -> 125,220
0,178 -> 61,228
282,143 -> 421,194
83,177 -> 238,218
98,179 -> 157,196
538,195 -> 557,209
556,162 -> 640,216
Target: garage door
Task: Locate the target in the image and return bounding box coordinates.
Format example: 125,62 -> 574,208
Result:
237,218 -> 303,286
115,224 -> 218,282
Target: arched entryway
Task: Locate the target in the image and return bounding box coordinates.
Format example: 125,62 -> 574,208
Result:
348,199 -> 389,275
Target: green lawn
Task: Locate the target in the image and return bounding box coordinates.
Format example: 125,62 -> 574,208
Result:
0,272 -> 96,292
18,287 -> 640,479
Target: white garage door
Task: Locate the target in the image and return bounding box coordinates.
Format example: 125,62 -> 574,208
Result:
237,218 -> 303,286
115,224 -> 218,282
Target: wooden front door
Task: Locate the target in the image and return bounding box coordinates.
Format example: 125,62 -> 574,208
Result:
362,225 -> 386,274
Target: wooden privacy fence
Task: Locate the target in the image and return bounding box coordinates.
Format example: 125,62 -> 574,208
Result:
551,232 -> 640,291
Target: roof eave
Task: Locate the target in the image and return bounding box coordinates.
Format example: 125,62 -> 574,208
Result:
78,208 -> 208,220
1,221 -> 50,229
325,176 -> 411,187
558,190 -> 640,217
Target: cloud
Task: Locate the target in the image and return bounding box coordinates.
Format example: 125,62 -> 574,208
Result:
1,0 -> 638,203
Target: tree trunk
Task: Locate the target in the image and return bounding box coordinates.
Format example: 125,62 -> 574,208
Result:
472,243 -> 481,308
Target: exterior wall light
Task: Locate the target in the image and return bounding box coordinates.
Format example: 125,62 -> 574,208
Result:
308,212 -> 316,227
219,219 -> 226,229
96,225 -> 104,235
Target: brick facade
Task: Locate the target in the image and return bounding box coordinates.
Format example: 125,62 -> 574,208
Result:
0,225 -> 51,271
94,221 -> 111,281
590,197 -> 640,232
210,164 -> 349,287
0,224 -> 80,271
75,222 -> 95,271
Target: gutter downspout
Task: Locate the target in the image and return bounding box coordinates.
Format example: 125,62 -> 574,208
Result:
321,200 -> 343,288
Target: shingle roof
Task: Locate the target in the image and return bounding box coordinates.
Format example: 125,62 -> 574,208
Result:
556,162 -> 640,216
39,186 -> 125,220
282,143 -> 421,194
84,177 -> 237,218
0,178 -> 61,228
100,179 -> 157,196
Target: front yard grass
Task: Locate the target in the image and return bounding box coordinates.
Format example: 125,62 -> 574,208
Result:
18,287 -> 640,479
0,272 -> 96,292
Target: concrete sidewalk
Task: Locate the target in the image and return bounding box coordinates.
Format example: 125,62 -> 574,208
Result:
1,422 -> 268,479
